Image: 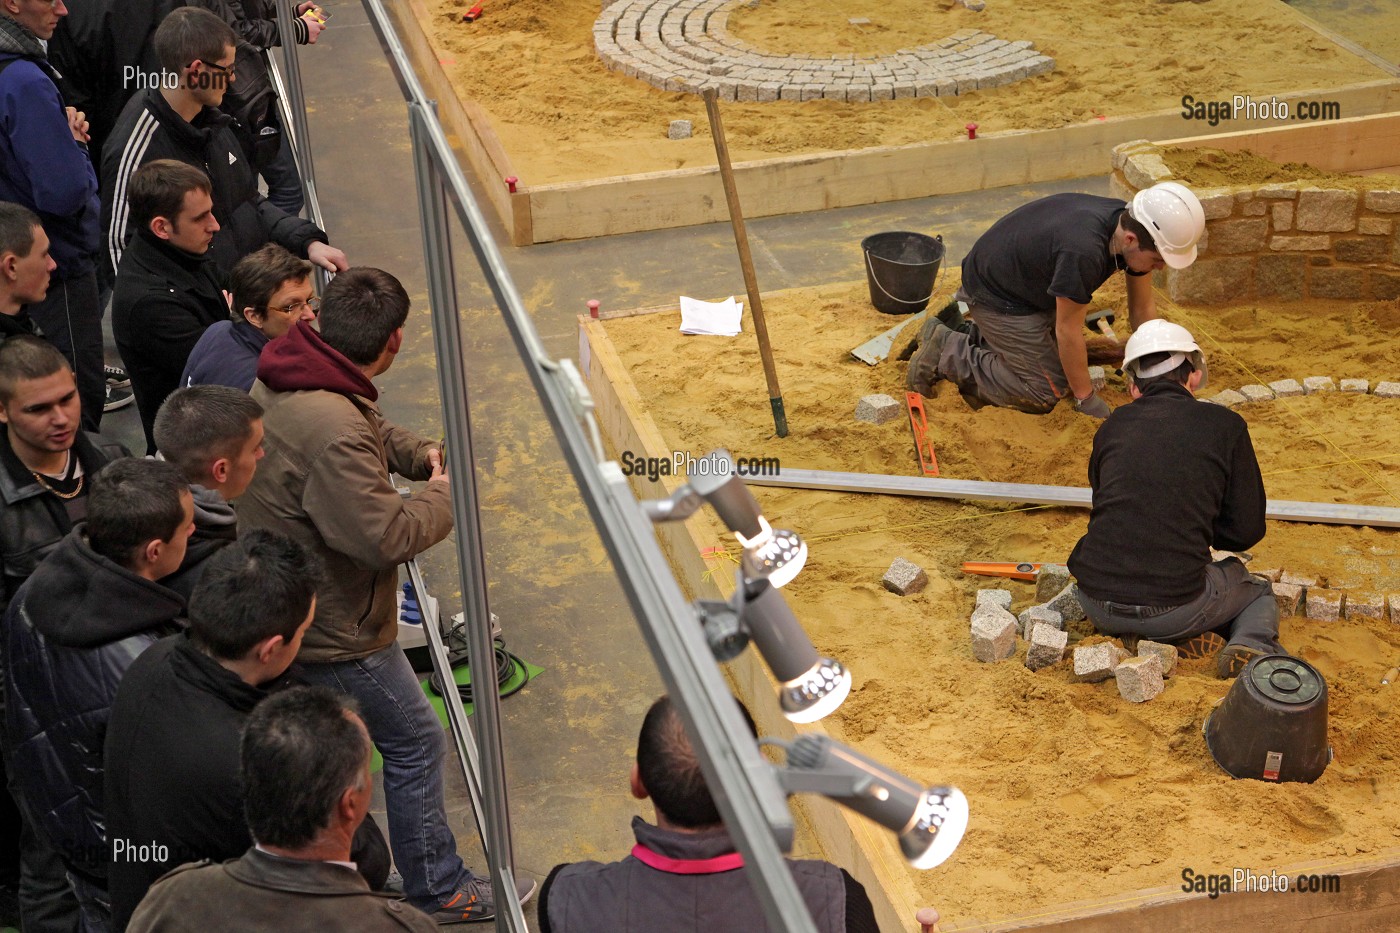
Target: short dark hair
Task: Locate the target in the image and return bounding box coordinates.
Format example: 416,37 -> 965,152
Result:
242,687 -> 370,849
87,459 -> 189,569
1120,211 -> 1158,254
229,244 -> 313,323
153,6 -> 237,76
154,386 -> 263,481
317,268 -> 410,366
636,695 -> 757,829
189,530 -> 322,660
0,335 -> 71,404
1127,349 -> 1195,391
0,202 -> 40,260
128,160 -> 212,232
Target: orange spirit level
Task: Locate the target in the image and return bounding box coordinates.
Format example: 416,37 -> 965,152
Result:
960,561 -> 1042,582
905,392 -> 939,476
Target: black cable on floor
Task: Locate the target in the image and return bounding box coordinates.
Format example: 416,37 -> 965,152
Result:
427,621 -> 529,703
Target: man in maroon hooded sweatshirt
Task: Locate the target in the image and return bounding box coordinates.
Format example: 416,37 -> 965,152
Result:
237,267 -> 533,923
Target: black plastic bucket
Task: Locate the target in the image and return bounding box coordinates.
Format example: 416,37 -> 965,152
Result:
1203,655 -> 1331,783
861,232 -> 943,315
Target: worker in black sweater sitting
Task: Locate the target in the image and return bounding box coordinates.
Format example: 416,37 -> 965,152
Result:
1067,320 -> 1285,679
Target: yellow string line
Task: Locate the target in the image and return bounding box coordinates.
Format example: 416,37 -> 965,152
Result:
1262,451 -> 1400,478
1154,286 -> 1400,506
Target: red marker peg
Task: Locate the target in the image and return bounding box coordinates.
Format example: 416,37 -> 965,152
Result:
965,122 -> 978,140
505,176 -> 518,193
587,300 -> 600,319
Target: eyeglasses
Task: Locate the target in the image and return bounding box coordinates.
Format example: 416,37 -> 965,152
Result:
268,296 -> 320,316
189,59 -> 235,76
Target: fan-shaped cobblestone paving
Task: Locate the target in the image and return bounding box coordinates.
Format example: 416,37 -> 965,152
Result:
593,0 -> 1055,102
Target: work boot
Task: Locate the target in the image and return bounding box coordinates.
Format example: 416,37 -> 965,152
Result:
1177,630 -> 1226,660
936,299 -> 974,334
906,321 -> 954,396
1216,644 -> 1265,680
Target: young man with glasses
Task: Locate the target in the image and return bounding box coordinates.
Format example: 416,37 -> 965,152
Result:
99,6 -> 347,290
181,242 -> 315,392
112,160 -> 229,454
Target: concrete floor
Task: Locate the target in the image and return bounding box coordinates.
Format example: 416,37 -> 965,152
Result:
90,1 -> 1395,928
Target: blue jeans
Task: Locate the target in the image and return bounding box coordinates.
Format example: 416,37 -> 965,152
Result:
260,109 -> 305,216
297,644 -> 474,909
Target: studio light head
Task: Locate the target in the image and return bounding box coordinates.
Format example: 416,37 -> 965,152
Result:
744,581 -> 850,723
687,450 -> 806,588
780,734 -> 968,871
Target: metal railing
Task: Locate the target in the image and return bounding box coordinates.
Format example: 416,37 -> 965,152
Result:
276,2 -> 823,929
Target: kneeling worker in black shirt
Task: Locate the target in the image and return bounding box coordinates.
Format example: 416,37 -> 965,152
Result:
905,183 -> 1205,418
1067,320 -> 1285,678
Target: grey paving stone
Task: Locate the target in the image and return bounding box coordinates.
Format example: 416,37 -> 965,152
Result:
1304,588 -> 1344,621
975,589 -> 1013,612
1073,643 -> 1121,682
883,557 -> 928,596
1137,641 -> 1178,678
970,608 -> 1017,662
1115,655 -> 1163,702
1025,623 -> 1068,671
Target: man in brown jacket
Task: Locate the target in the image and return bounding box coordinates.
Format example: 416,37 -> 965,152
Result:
127,686 -> 435,933
238,268 -> 531,923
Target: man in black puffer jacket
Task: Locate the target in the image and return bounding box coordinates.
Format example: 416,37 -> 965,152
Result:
2,458 -> 194,930
99,7 -> 346,288
112,160 -> 230,455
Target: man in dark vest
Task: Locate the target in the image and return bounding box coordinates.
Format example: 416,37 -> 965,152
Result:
538,695 -> 879,933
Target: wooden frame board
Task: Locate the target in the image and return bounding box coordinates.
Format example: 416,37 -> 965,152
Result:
1158,110 -> 1400,175
577,304 -> 1400,932
390,0 -> 1400,246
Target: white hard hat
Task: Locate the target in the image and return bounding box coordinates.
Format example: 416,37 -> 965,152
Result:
1130,182 -> 1206,270
1122,319 -> 1208,388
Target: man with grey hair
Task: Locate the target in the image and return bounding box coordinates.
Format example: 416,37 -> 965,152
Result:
127,686 -> 435,932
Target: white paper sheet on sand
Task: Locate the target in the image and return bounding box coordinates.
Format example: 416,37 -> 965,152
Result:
679,296 -> 744,336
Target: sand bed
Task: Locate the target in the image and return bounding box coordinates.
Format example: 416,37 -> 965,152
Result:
600,278 -> 1400,924
417,0 -> 1389,185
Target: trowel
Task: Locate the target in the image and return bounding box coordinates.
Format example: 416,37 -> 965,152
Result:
849,309 -> 928,366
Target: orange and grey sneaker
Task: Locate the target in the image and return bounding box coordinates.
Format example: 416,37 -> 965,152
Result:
1177,630 -> 1226,660
431,875 -> 536,925
1216,644 -> 1265,680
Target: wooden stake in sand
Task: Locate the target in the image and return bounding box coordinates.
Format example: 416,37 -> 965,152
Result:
702,87 -> 788,438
